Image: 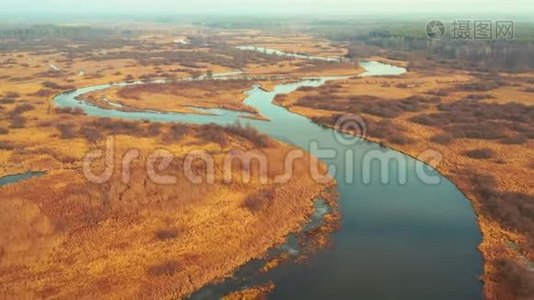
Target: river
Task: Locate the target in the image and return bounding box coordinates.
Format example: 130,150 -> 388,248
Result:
53,58 -> 482,299
0,171 -> 44,186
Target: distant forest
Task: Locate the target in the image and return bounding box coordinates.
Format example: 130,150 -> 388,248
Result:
0,25 -> 117,40
2,20 -> 533,72
309,20 -> 534,72
203,17 -> 534,72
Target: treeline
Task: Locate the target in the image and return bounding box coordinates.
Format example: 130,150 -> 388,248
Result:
0,25 -> 136,53
0,25 -> 114,40
310,22 -> 534,72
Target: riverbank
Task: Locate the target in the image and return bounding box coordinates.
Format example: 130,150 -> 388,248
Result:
274,63 -> 534,298
82,79 -> 261,116
0,121 -> 334,298
0,39 -> 341,297
43,59 -> 483,298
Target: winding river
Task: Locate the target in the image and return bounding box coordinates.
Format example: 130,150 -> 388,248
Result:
0,171 -> 44,186
54,59 -> 482,299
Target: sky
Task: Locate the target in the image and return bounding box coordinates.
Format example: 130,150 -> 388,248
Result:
0,0 -> 531,17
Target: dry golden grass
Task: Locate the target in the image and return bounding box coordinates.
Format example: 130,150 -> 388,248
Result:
241,60 -> 362,77
0,31 -> 339,298
2,91 -> 322,297
84,80 -> 259,115
222,281 -> 275,300
0,123 -> 332,298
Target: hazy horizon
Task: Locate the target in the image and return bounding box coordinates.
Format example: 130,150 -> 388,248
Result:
0,0 -> 532,19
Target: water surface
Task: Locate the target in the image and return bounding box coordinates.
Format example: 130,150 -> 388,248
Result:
236,45 -> 341,62
0,171 -> 44,186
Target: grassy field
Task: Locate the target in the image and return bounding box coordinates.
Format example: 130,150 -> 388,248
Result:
0,26 -> 348,298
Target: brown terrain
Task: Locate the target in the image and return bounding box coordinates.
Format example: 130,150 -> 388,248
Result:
84,79 -> 260,115
275,56 -> 534,299
222,281 -> 275,300
0,27 -> 349,298
0,119 -> 332,298
2,22 -> 531,299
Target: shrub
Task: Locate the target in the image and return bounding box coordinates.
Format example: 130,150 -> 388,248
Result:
196,124 -> 228,146
0,141 -> 14,150
55,107 -> 85,115
297,86 -> 316,92
37,120 -> 53,127
10,103 -> 34,115
500,135 -> 528,145
495,259 -> 534,298
426,89 -> 449,96
522,129 -> 534,139
464,148 -> 495,159
42,81 -> 62,89
165,124 -> 190,142
146,122 -> 162,137
80,126 -> 102,143
366,118 -> 406,142
0,98 -> 15,104
242,188 -> 276,213
410,114 -> 440,126
469,171 -> 534,272
470,173 -> 497,198
147,260 -> 182,276
399,96 -> 427,111
388,135 -> 412,145
479,179 -> 534,239
457,82 -> 500,91
464,93 -> 494,100
56,123 -> 77,139
9,116 -> 26,128
450,123 -> 508,140
57,154 -> 78,164
361,105 -> 403,118
224,123 -> 271,148
485,190 -> 534,226
431,133 -> 454,145
296,94 -> 430,119
4,92 -> 20,98
154,228 -> 180,240
97,118 -> 140,135
31,89 -> 55,97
